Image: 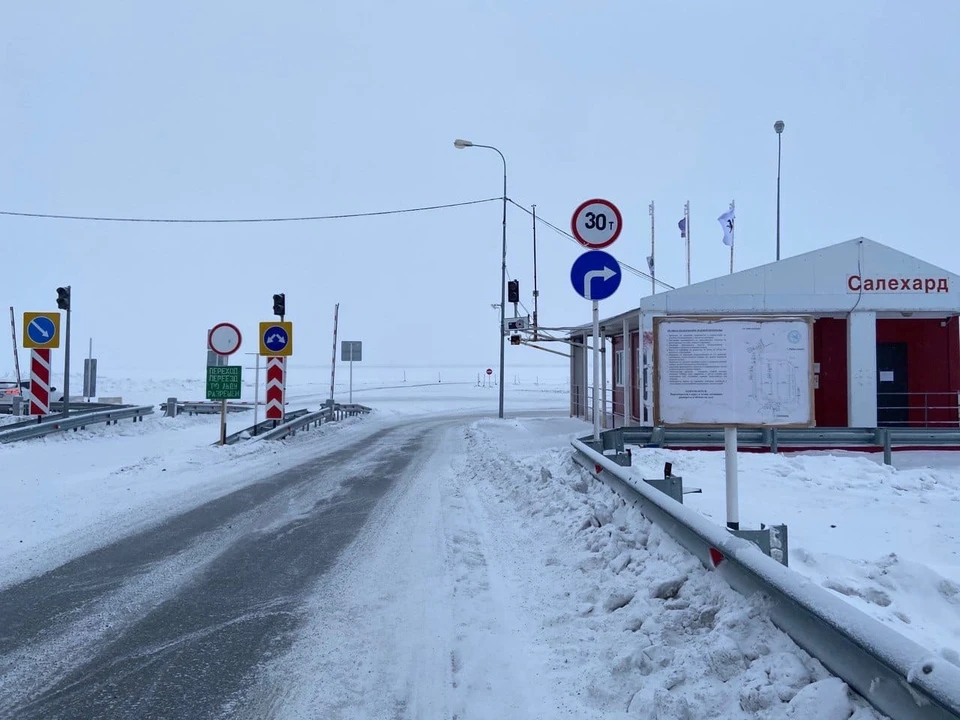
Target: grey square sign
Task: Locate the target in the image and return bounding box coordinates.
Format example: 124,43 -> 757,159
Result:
341,341 -> 362,362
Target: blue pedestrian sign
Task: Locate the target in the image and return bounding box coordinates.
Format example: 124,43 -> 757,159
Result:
570,250 -> 621,301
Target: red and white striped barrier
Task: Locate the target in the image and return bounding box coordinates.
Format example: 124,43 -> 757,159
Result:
29,349 -> 51,416
266,356 -> 285,420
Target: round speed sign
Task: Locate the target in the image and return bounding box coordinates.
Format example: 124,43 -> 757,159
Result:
571,198 -> 623,249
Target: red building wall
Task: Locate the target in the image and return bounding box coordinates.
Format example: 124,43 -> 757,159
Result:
813,318 -> 849,427
876,317 -> 960,426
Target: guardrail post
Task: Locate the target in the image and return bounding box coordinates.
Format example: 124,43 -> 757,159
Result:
165,397 -> 178,418
883,428 -> 892,466
770,427 -> 779,454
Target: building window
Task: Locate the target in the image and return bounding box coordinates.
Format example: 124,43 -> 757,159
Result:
615,350 -> 625,386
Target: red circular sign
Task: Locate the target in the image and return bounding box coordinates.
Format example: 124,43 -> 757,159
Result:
208,322 -> 243,356
571,198 -> 623,249
486,368 -> 493,375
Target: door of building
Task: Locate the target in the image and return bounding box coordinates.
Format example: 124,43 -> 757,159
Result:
876,342 -> 909,426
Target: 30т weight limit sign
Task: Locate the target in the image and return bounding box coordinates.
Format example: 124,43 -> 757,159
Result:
571,198 -> 623,249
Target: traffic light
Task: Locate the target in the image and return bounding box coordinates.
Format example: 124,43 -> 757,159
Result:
273,293 -> 285,318
510,334 -> 521,346
56,286 -> 71,311
507,280 -> 520,304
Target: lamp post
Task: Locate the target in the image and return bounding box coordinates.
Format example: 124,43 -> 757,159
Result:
454,138 -> 508,419
774,120 -> 785,261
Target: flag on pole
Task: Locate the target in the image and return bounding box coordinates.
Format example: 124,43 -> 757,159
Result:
678,217 -> 687,239
717,208 -> 735,247
646,255 -> 654,273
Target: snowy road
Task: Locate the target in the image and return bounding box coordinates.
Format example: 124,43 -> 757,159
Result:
0,412 -> 884,719
0,422 -> 434,719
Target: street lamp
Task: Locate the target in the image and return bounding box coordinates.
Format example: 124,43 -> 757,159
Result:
454,137 -> 508,419
774,120 -> 785,261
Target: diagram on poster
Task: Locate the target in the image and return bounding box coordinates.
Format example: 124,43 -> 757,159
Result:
654,317 -> 813,426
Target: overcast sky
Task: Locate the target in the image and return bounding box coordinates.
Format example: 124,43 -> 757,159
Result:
2,1 -> 958,377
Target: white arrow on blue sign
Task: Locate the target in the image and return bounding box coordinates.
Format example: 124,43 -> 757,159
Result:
570,250 -> 621,301
262,325 -> 289,353
27,316 -> 56,345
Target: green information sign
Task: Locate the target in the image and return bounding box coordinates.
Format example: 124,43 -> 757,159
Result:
206,365 -> 242,400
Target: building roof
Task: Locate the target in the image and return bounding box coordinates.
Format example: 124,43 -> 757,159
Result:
568,237 -> 960,337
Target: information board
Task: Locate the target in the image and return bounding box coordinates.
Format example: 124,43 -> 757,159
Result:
653,316 -> 814,427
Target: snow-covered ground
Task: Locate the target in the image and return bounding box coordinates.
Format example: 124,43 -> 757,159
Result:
1,365 -> 958,716
624,446 -> 960,666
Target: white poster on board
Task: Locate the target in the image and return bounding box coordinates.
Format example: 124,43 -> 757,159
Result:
654,317 -> 813,426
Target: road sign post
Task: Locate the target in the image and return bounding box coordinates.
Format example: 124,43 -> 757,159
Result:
265,357 -> 284,423
206,365 -> 243,445
341,341 -> 362,404
29,349 -> 52,416
207,322 -> 243,445
571,199 -> 623,442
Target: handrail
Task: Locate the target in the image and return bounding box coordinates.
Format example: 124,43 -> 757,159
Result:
571,439 -> 960,720
0,405 -> 154,443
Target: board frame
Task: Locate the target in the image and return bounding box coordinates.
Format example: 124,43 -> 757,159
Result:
652,315 -> 816,428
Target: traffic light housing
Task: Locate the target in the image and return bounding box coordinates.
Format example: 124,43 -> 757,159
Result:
510,334 -> 521,346
273,293 -> 285,318
507,280 -> 520,304
56,286 -> 71,311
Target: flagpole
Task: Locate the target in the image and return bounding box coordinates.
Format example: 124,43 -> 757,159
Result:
648,201 -> 655,295
728,199 -> 735,274
684,200 -> 691,285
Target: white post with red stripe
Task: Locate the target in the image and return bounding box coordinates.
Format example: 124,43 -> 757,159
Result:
266,356 -> 285,422
29,349 -> 52,416
329,303 -> 339,406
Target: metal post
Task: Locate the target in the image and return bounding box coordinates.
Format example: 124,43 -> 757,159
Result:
600,330 -> 607,428
725,426 -> 739,530
775,120 -> 785,261
532,204 -> 539,341
729,199 -> 736,274
498,154 -> 507,420
349,356 -> 353,403
220,398 -> 227,445
684,201 -> 691,285
253,353 -> 260,435
9,307 -> 22,390
592,300 -> 600,441
329,303 -> 339,406
649,201 -> 655,295
622,317 -> 632,426
62,287 -> 71,420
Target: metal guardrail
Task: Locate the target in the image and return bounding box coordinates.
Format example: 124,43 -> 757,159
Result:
0,405 -> 154,443
598,425 -> 960,464
254,403 -> 372,442
217,408 -> 312,446
571,439 -> 960,720
167,401 -> 256,416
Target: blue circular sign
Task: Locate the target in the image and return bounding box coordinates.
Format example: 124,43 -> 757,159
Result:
27,315 -> 56,345
788,330 -> 801,344
262,325 -> 289,353
570,250 -> 622,301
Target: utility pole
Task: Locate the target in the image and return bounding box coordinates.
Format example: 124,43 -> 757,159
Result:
56,286 -> 71,419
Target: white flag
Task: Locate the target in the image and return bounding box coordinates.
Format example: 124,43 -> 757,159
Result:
717,208 -> 735,247
646,255 -> 655,273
